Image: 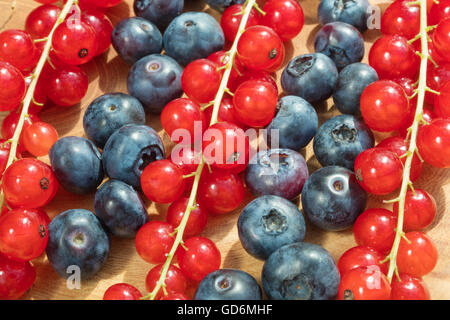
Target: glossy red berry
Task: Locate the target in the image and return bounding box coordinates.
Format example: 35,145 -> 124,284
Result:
369,35 -> 419,80
417,118 -> 450,168
202,122 -> 250,173
426,61 -> 450,105
338,266 -> 391,300
161,98 -> 206,144
0,209 -> 48,261
429,0 -> 450,25
0,253 -> 36,300
353,208 -> 397,253
159,292 -> 188,300
103,283 -> 142,300
237,25 -> 284,71
181,59 -> 222,104
221,4 -> 260,42
135,221 -> 175,264
434,80 -> 450,118
234,70 -> 277,91
90,0 -> 122,7
198,171 -> 245,215
25,4 -> 61,39
81,10 -> 113,56
204,96 -> 245,128
381,0 -> 420,39
22,122 -> 59,157
354,148 -> 404,195
397,232 -> 438,277
0,30 -> 38,72
432,18 -> 450,59
393,189 -> 436,231
145,264 -> 187,299
166,198 -> 208,237
0,62 -> 25,111
261,0 -> 304,41
45,65 -> 89,107
141,160 -> 186,204
390,274 -> 430,300
176,236 -> 221,282
337,246 -> 388,276
233,80 -> 278,127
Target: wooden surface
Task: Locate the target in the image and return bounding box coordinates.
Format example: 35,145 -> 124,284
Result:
1,0 -> 449,300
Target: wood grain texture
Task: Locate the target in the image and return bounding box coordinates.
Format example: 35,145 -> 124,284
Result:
0,0 -> 448,300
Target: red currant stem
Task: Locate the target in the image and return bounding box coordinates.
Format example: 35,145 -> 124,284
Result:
182,173 -> 196,179
0,0 -> 16,32
385,0 -> 429,283
142,0 -> 258,301
252,2 -> 266,16
33,37 -> 49,44
0,0 -> 77,210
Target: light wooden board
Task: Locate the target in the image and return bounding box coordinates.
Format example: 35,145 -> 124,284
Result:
0,0 -> 448,300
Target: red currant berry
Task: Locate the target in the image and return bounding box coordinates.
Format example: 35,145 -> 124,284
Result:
354,148 -> 404,195
0,209 -> 48,261
146,264 -> 187,299
381,0 -> 420,39
234,70 -> 277,91
161,98 -> 206,145
25,4 -> 61,39
237,25 -> 284,71
0,253 -> 36,300
353,208 -> 397,253
204,96 -> 245,128
166,198 -> 208,237
176,236 -> 221,282
103,283 -> 142,300
90,0 -> 122,7
0,62 -> 25,111
22,122 -> 59,157
233,80 -> 278,127
181,59 -> 222,104
369,35 -> 419,80
417,118 -> 450,168
202,122 -> 250,173
261,0 -> 305,41
135,221 -> 175,264
426,61 -> 450,105
45,65 -> 89,107
432,18 -> 450,59
390,274 -> 430,300
338,266 -> 391,300
338,246 -> 388,276
81,10 -> 113,56
221,4 -> 260,42
393,189 -> 436,231
429,0 -> 450,24
51,19 -> 98,65
397,231 -> 438,277
434,80 -> 450,117
0,30 -> 38,72
198,171 -> 245,215
2,158 -> 58,209
141,160 -> 186,204
159,292 -> 188,300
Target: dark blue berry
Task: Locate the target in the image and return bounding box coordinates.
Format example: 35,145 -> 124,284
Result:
83,93 -> 146,148
313,115 -> 375,170
133,0 -> 184,31
281,53 -> 338,103
102,124 -> 165,189
262,242 -> 340,300
94,180 -> 149,238
127,54 -> 183,113
318,0 -> 371,32
46,209 -> 110,280
163,12 -> 225,66
49,137 -> 104,195
195,269 -> 262,300
111,17 -> 162,65
238,195 -> 306,260
301,166 -> 367,231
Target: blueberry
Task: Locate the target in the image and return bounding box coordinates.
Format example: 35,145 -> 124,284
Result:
262,242 -> 340,300
333,63 -> 379,115
313,115 -> 374,170
133,0 -> 184,31
127,54 -> 183,113
49,137 -> 104,195
163,12 -> 225,66
83,93 -> 146,148
102,124 -> 165,188
111,17 -> 162,65
281,53 -> 338,103
318,0 -> 371,32
266,96 -> 318,151
46,209 -> 110,280
245,148 -> 309,200
94,180 -> 149,238
301,166 -> 367,231
194,269 -> 262,300
238,195 -> 306,260
205,0 -> 245,11
314,22 -> 364,70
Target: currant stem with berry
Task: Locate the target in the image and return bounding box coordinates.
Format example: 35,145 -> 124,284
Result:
141,0 -> 258,300
0,0 -> 77,210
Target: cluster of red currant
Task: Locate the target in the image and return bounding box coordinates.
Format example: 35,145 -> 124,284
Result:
0,0 -> 118,300
338,0 -> 450,300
